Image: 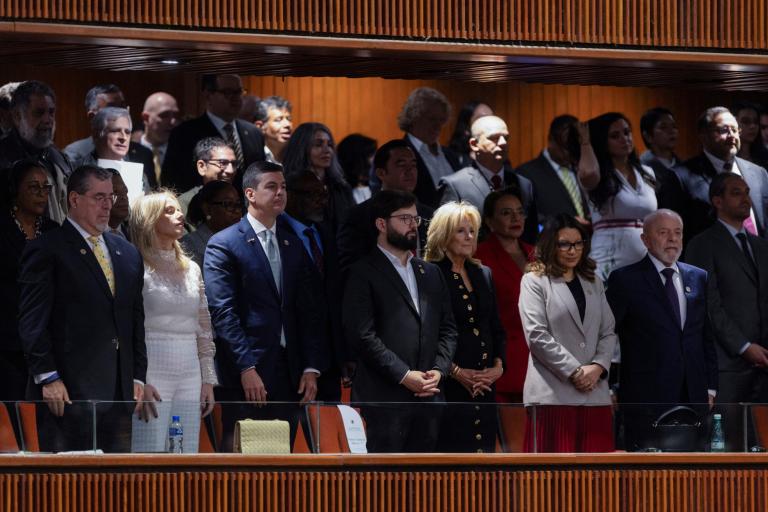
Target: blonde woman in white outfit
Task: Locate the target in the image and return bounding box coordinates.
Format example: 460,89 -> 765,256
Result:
130,190 -> 217,453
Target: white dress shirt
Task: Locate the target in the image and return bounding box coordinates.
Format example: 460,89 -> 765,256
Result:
407,133 -> 454,186
139,135 -> 167,165
207,111 -> 243,149
377,244 -> 419,314
704,150 -> 759,234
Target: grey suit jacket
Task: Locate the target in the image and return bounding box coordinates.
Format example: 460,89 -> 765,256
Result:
685,221 -> 768,372
438,163 -> 538,243
518,272 -> 617,406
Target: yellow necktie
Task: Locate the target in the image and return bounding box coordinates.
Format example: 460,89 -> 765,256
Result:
559,166 -> 586,218
88,236 -> 115,295
152,146 -> 162,185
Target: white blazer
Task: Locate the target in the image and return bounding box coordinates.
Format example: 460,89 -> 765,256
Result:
518,272 -> 617,406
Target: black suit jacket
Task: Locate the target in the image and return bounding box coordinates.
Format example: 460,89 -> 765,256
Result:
438,162 -> 539,244
638,154 -> 689,216
681,154 -> 768,242
0,212 -> 58,353
516,152 -> 590,224
685,221 -> 768,373
404,135 -> 462,209
18,220 -> 147,402
162,114 -> 265,193
343,249 -> 458,403
128,142 -> 158,189
336,196 -> 434,274
277,214 -> 346,367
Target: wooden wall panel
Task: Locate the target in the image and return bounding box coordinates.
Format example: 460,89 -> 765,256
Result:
1,468 -> 767,511
245,74 -> 767,166
1,0 -> 768,51
0,65 -> 764,165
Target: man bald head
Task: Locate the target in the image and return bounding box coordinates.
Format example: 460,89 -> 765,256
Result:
641,209 -> 684,266
469,115 -> 509,172
141,92 -> 179,146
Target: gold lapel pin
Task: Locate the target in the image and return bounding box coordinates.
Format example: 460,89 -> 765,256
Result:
419,267 -> 425,274
685,286 -> 691,293
80,248 -> 87,255
283,239 -> 289,246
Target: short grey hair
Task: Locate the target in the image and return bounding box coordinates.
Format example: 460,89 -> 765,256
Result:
697,106 -> 731,133
643,208 -> 683,233
91,106 -> 131,138
257,96 -> 292,123
397,87 -> 451,132
0,81 -> 21,110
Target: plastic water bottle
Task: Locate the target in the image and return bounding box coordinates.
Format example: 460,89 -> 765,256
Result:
168,415 -> 184,454
711,413 -> 725,452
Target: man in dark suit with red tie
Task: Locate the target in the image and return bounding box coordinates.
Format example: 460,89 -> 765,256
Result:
18,165 -> 147,452
162,74 -> 265,193
686,173 -> 768,451
607,209 -> 718,451
438,115 -> 538,243
279,170 -> 349,401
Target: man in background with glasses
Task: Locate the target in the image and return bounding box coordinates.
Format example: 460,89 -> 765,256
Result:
177,137 -> 237,218
681,106 -> 768,244
343,189 -> 457,453
18,165 -> 147,453
162,73 -> 265,194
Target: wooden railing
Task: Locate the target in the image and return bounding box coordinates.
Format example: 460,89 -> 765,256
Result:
0,1 -> 766,51
1,454 -> 768,511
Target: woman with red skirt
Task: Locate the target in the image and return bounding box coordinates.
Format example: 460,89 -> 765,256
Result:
475,188 -> 534,404
518,214 -> 617,453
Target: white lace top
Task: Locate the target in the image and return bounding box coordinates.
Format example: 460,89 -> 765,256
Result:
142,249 -> 218,385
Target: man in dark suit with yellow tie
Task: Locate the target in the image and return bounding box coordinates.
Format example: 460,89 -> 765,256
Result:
18,165 -> 147,452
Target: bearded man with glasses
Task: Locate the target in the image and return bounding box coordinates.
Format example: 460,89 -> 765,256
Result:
343,189 -> 457,453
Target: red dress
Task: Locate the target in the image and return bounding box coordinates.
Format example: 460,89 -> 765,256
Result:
474,234 -> 534,402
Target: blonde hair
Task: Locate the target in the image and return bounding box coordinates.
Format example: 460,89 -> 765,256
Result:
424,201 -> 481,264
129,189 -> 189,270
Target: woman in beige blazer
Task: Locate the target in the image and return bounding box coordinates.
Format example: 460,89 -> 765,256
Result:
519,214 -> 617,453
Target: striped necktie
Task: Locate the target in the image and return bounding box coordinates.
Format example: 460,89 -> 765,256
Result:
88,235 -> 115,295
558,166 -> 585,218
223,123 -> 244,169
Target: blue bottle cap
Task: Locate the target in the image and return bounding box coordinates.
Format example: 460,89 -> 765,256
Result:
172,415 -> 180,422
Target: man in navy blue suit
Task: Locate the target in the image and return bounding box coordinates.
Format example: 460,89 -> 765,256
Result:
204,161 -> 323,452
18,165 -> 147,452
607,209 -> 718,451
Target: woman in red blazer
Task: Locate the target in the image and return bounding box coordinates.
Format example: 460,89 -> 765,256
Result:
475,188 -> 535,403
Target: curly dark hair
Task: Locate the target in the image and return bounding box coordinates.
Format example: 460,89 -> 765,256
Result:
528,214 -> 596,281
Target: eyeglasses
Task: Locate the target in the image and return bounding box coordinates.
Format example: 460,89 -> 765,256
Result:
210,201 -> 243,213
557,240 -> 586,252
213,88 -> 246,98
84,193 -> 118,205
26,182 -> 53,195
712,125 -> 740,136
389,214 -> 422,226
205,159 -> 238,170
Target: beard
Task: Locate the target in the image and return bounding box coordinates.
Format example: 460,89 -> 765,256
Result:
18,115 -> 54,149
387,229 -> 417,251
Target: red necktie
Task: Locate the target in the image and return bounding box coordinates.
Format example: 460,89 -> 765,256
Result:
303,228 -> 324,275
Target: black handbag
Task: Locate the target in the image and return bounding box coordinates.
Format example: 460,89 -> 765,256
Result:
649,405 -> 703,452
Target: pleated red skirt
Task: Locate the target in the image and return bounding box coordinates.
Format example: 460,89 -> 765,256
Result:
523,405 -> 614,453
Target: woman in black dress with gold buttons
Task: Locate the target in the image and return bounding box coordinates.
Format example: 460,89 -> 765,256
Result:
425,201 -> 506,453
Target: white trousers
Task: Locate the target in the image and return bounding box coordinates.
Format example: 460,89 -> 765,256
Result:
131,335 -> 202,453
